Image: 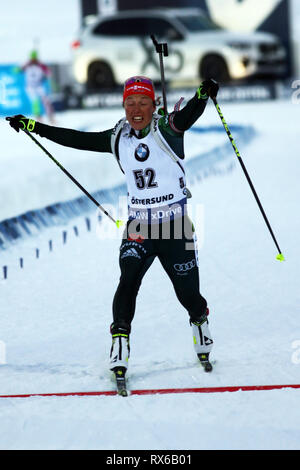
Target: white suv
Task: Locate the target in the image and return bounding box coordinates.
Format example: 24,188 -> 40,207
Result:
71,8 -> 287,90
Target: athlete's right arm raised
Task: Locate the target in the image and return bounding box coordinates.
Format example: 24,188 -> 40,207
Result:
6,115 -> 113,153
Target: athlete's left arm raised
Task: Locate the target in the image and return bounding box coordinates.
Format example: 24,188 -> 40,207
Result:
168,79 -> 219,132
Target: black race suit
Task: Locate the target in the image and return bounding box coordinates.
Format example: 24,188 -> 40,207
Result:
32,92 -> 209,332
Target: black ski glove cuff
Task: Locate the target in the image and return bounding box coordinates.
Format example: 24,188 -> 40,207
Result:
197,79 -> 219,100
6,115 -> 37,133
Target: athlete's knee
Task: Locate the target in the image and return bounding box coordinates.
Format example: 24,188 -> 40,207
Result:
116,276 -> 142,303
175,288 -> 207,318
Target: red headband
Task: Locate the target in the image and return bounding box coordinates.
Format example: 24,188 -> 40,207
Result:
123,76 -> 155,103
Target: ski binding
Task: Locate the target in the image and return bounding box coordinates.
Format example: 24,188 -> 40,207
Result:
112,367 -> 128,397
198,353 -> 213,372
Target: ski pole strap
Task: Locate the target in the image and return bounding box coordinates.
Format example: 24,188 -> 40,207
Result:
196,86 -> 209,100
20,118 -> 36,132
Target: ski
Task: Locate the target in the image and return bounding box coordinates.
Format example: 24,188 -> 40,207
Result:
112,367 -> 128,397
198,353 -> 213,372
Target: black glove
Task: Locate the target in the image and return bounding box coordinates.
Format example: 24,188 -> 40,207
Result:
6,115 -> 36,133
158,107 -> 166,117
197,79 -> 219,100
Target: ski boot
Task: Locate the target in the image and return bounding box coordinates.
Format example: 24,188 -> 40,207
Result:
109,323 -> 130,396
190,308 -> 213,372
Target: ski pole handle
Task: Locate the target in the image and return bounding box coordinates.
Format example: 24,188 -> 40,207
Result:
151,34 -> 168,114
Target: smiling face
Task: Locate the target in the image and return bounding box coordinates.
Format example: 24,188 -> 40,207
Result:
124,94 -> 156,131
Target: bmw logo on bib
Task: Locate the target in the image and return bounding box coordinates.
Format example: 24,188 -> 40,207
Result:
135,143 -> 150,162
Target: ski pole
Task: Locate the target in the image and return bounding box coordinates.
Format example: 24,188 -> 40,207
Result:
150,35 -> 169,113
211,96 -> 284,261
21,129 -> 123,228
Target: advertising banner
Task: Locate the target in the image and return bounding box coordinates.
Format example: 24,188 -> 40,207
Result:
0,65 -> 51,117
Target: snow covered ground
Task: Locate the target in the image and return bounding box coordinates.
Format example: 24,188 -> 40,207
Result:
0,96 -> 300,450
0,0 -> 300,452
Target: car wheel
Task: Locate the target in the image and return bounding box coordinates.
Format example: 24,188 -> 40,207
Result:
200,55 -> 229,82
87,62 -> 115,90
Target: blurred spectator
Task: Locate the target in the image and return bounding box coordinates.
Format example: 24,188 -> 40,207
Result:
16,50 -> 55,123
